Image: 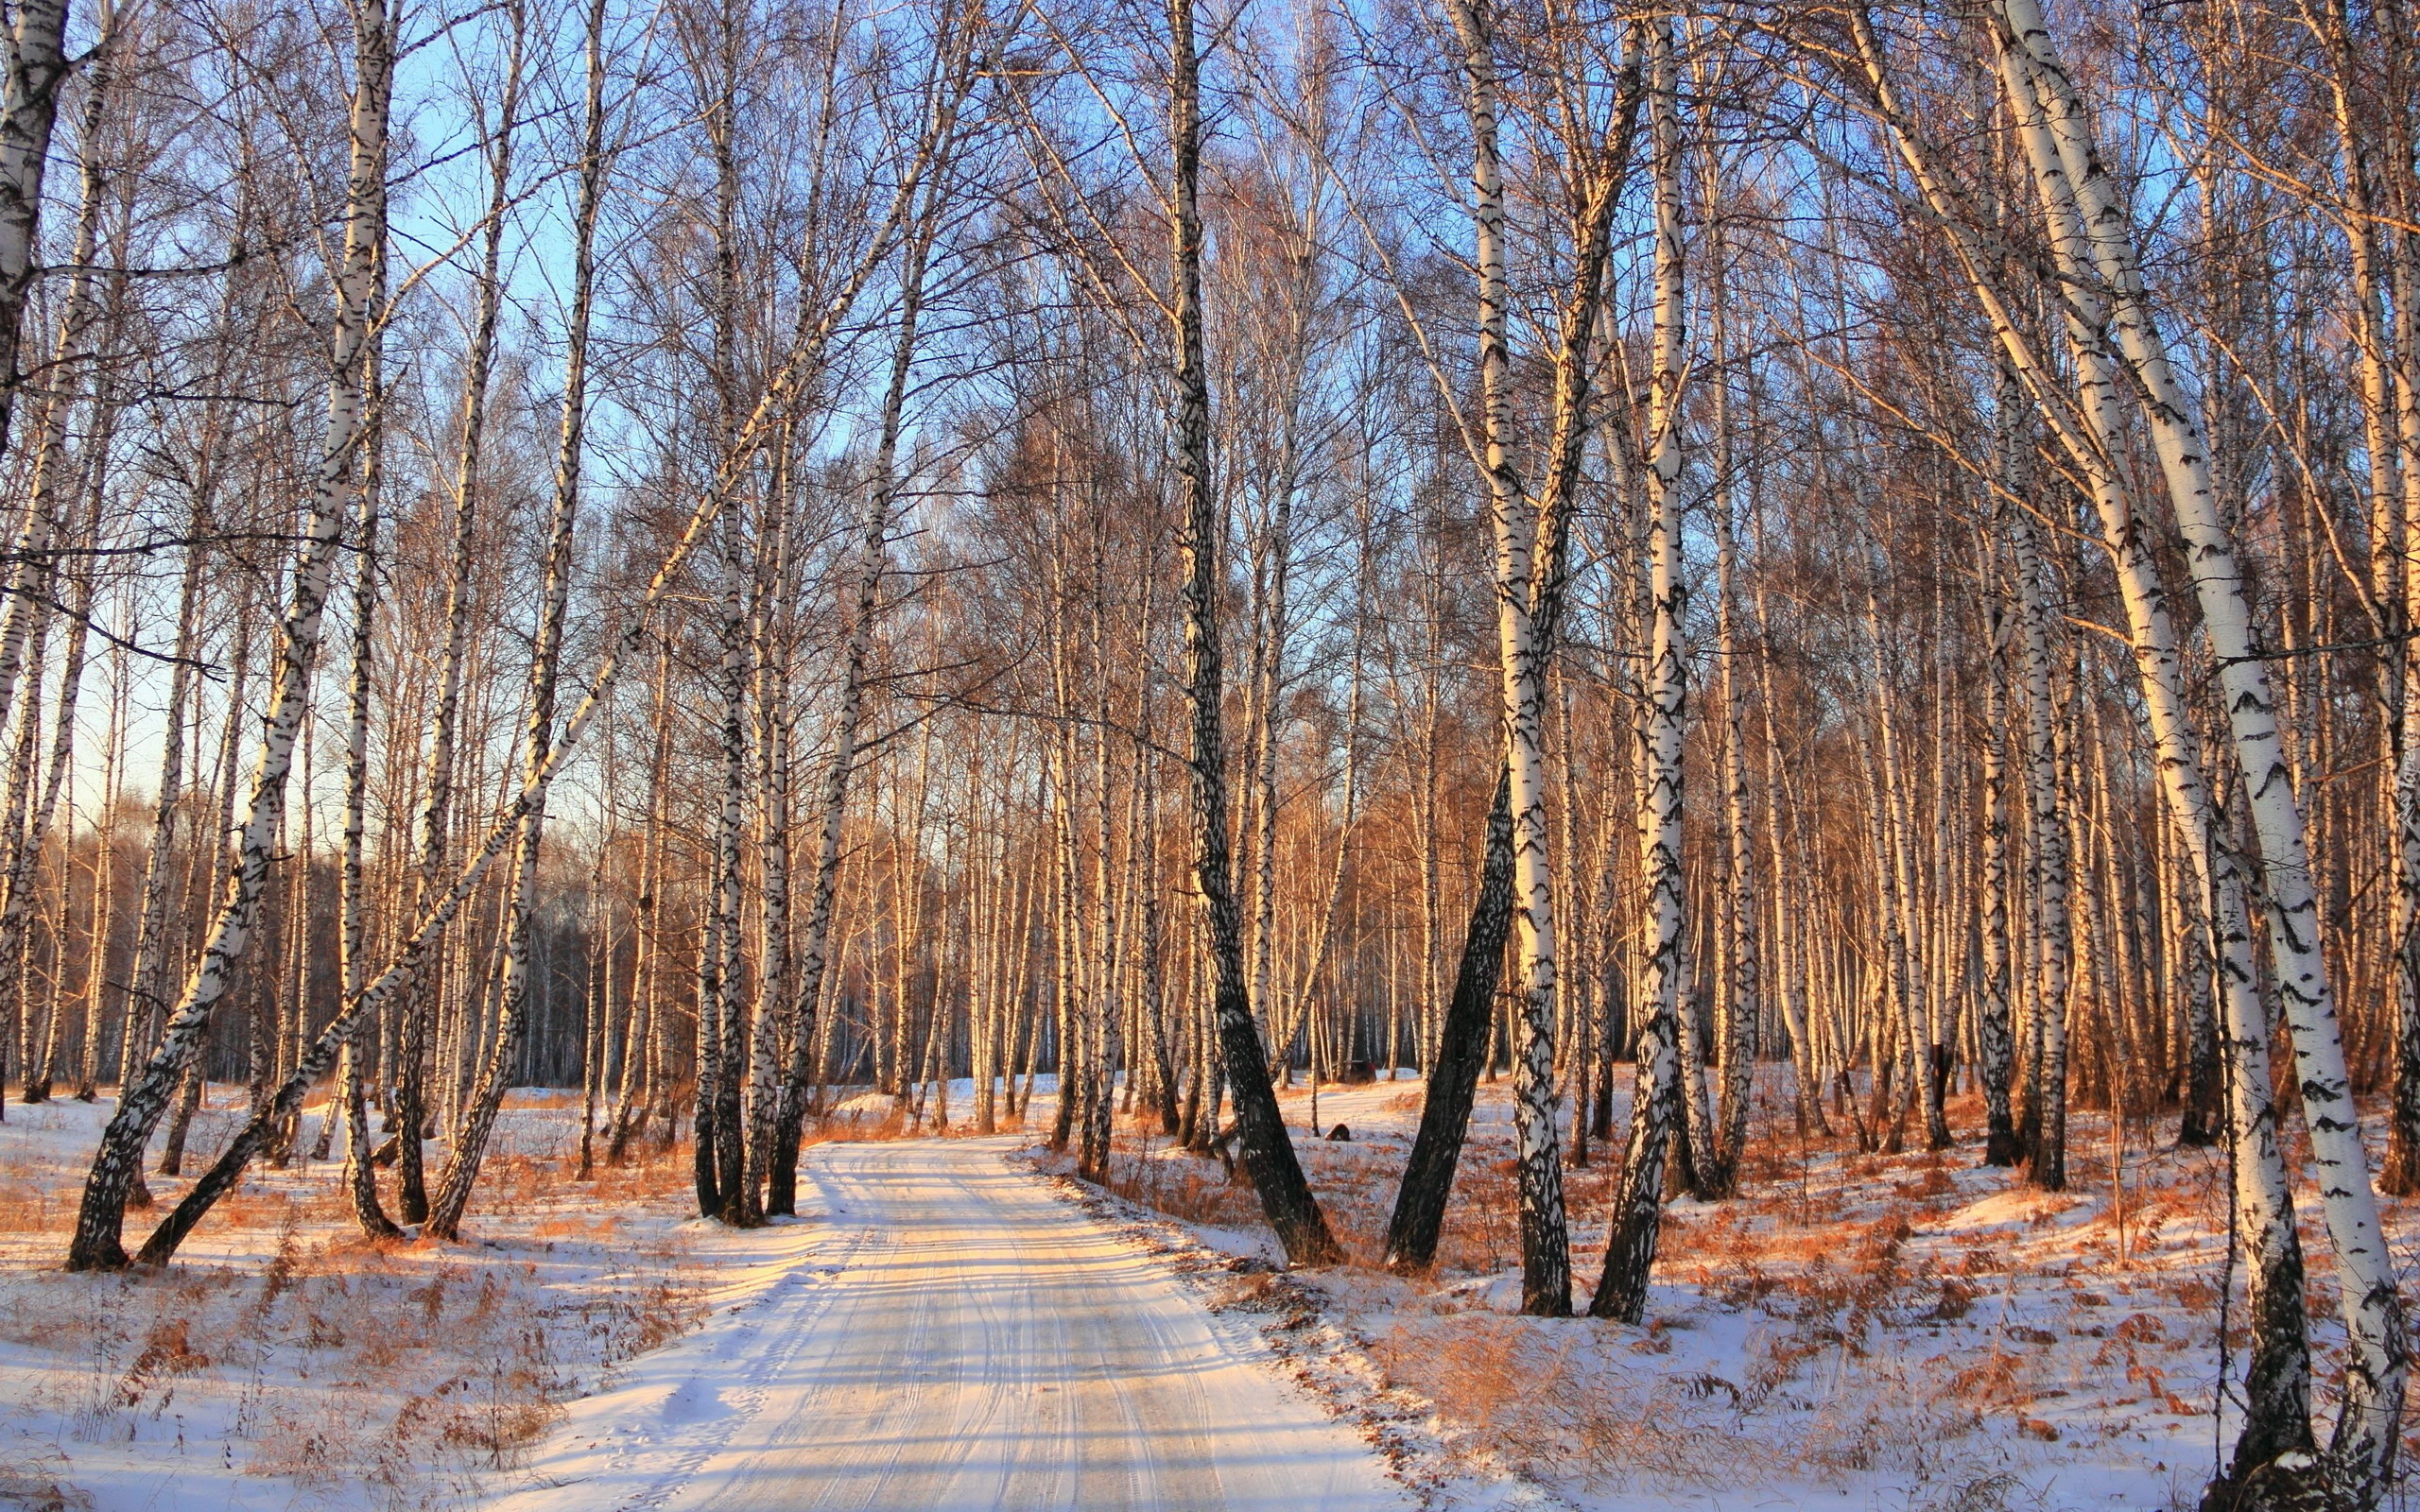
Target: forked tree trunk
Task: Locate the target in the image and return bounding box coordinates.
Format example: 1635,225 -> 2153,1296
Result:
1381,11 -> 1633,1280
739,483 -> 794,1208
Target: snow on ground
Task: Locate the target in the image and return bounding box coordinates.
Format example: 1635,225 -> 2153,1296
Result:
0,1091 -> 709,1512
7,1071 -> 2418,1511
1066,1070 -> 2420,1512
488,1138 -> 1404,1512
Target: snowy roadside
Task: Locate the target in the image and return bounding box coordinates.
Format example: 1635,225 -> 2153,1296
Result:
1030,1073 -> 2403,1512
0,1092 -> 714,1512
473,1203 -> 847,1512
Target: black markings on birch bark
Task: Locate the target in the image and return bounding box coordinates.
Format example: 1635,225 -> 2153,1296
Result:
1596,11 -> 1687,1323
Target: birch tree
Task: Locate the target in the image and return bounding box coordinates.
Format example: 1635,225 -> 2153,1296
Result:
65,0 -> 397,1271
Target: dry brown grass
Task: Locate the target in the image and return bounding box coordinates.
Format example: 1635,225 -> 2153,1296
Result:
165,1221 -> 700,1502
0,1450 -> 91,1512
1365,1304 -> 1990,1495
1062,1080 -> 2255,1505
1095,1146 -> 1268,1232
0,1108 -> 709,1512
0,1151 -> 71,1236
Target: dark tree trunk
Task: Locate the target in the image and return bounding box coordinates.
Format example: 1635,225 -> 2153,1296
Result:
1165,0 -> 1336,1268
1383,769 -> 1512,1273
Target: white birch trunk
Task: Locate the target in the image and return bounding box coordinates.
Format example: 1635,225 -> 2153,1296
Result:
1847,9 -> 2322,1477
1993,9 -> 2403,1485
65,0 -> 393,1269
1594,13 -> 1687,1324
0,0 -> 74,734
1441,0 -> 1568,1314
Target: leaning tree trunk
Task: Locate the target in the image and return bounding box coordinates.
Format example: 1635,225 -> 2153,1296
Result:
1385,771 -> 1512,1271
64,0 -> 393,1271
1167,0 -> 1337,1267
1853,11 -> 2321,1487
1997,10 -> 2404,1493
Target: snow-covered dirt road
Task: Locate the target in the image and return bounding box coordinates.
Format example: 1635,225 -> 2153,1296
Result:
493,1137 -> 1409,1512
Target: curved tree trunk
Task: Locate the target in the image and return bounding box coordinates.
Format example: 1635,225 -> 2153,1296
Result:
1167,0 -> 1336,1267
1996,9 -> 2404,1491
1850,9 -> 2322,1485
64,0 -> 394,1270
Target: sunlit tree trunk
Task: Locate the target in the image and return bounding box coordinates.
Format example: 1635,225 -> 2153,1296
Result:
337,228 -> 398,1237
1382,8 -> 1633,1280
1438,0 -> 1568,1313
1850,9 -> 2321,1482
1166,0 -> 1337,1265
0,0 -> 78,762
64,0 -> 393,1270
1996,9 -> 2404,1488
1704,268 -> 1754,1195
1595,12 -> 1687,1323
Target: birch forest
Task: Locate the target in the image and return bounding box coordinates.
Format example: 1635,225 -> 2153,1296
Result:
1,0 -> 2418,1503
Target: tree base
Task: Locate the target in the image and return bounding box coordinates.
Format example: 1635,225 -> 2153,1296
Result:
2201,1452 -> 2347,1512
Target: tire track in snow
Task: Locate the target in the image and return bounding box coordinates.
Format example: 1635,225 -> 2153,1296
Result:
493,1137 -> 1409,1512
614,1214 -> 880,1512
